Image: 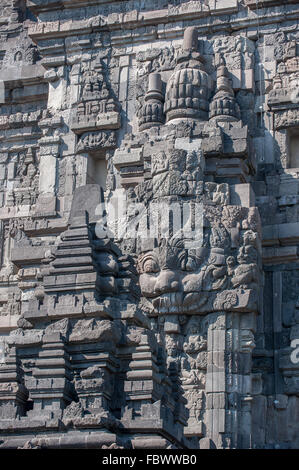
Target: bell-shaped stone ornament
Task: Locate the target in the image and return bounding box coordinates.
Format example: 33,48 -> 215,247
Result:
164,27 -> 211,123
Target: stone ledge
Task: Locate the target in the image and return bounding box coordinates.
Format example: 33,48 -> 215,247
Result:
263,246 -> 298,264
230,184 -> 256,208
0,430 -> 118,449
262,222 -> 299,247
0,315 -> 20,332
11,246 -> 47,267
27,3 -> 299,46
114,148 -> 143,169
0,65 -> 45,86
70,112 -> 121,134
245,0 -> 298,8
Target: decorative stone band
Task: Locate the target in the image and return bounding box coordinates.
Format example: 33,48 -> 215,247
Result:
139,101 -> 165,130
75,130 -> 117,153
144,289 -> 259,317
274,108 -> 299,130
70,109 -> 121,134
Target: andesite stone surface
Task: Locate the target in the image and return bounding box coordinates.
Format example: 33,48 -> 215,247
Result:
0,0 -> 298,449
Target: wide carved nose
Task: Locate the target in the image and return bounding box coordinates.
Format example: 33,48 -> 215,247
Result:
154,270 -> 179,295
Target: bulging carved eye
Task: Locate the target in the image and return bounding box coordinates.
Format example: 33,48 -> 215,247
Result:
180,253 -> 197,271
185,257 -> 197,271
143,258 -> 159,273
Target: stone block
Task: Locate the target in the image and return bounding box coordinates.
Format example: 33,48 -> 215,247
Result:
199,437 -> 217,449
0,2 -> 297,451
274,394 -> 288,410
48,79 -> 65,110
230,184 -> 255,207
11,246 -> 47,267
7,163 -> 15,180
0,316 -> 20,332
69,184 -> 104,224
12,84 -> 48,102
263,246 -> 298,264
35,194 -> 57,215
39,154 -> 57,194
0,65 -> 45,85
279,181 -> 298,197
114,148 -> 143,168
0,165 -> 6,180
175,137 -> 202,152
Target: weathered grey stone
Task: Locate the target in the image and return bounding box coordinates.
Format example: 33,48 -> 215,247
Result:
0,0 -> 298,451
69,184 -> 104,224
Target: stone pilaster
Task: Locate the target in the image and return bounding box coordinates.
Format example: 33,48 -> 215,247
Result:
0,346 -> 28,420
26,332 -> 74,420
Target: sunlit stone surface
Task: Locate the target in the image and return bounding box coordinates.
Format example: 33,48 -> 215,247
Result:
0,0 -> 298,449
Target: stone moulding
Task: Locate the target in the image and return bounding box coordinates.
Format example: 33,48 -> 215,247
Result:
70,110 -> 121,134
75,130 -> 117,153
0,0 -> 299,451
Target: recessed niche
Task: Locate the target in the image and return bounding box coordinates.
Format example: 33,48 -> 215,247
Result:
86,154 -> 107,190
288,128 -> 299,168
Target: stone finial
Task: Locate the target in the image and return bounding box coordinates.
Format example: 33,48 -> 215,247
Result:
24,147 -> 34,164
148,73 -> 163,95
139,72 -> 165,130
164,64 -> 210,123
216,65 -> 233,94
209,64 -> 240,122
183,27 -> 199,51
164,26 -> 210,123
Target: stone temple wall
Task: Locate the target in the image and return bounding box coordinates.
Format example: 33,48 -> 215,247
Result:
0,0 -> 298,449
